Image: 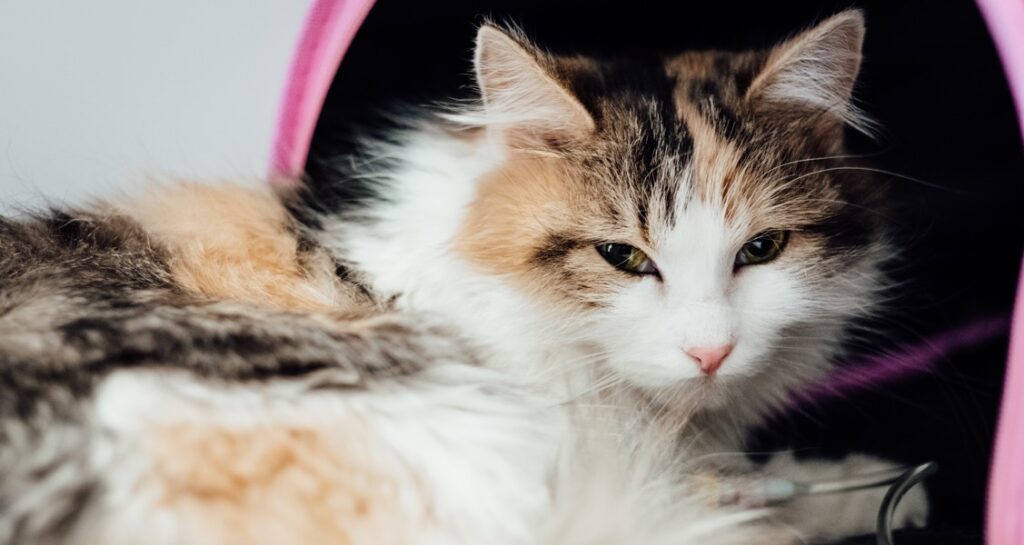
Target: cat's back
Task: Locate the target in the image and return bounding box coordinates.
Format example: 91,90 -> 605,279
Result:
0,183 -> 563,545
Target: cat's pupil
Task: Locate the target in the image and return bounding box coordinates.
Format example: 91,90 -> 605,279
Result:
596,243 -> 657,276
604,244 -> 633,264
747,238 -> 771,257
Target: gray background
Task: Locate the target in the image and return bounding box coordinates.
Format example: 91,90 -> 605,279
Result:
0,0 -> 309,211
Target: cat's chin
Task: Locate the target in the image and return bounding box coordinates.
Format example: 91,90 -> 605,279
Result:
693,378 -> 738,409
622,373 -> 738,412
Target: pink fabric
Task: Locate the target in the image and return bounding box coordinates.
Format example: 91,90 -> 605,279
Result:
989,263 -> 1024,545
976,1 -> 1024,544
790,315 -> 1010,408
978,0 -> 1024,131
268,0 -> 375,181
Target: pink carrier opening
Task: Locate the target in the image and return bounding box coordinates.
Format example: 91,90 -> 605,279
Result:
268,2 -> 1023,543
976,1 -> 1024,543
269,0 -> 375,181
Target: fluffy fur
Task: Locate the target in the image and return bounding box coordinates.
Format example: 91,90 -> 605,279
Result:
0,10 -> 925,545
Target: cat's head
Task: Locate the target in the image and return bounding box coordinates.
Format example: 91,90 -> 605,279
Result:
454,10 -> 888,404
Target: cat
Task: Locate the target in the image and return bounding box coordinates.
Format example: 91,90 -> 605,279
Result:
0,8 -> 924,545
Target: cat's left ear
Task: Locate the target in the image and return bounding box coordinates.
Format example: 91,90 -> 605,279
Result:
473,25 -> 595,145
746,10 -> 867,129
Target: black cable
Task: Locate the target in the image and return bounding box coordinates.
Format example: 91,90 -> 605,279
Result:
876,462 -> 938,545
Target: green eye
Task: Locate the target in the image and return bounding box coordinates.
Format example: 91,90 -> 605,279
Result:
597,243 -> 659,276
735,230 -> 789,267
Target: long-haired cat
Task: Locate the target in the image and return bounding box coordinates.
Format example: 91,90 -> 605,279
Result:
0,9 -> 924,545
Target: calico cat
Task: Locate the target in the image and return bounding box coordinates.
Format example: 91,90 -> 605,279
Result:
0,9 -> 924,545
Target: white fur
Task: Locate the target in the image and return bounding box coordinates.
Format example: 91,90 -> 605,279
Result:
325,127 -> 571,387
85,366 -> 555,545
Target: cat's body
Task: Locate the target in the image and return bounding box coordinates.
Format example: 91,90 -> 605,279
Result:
0,10 -> 925,545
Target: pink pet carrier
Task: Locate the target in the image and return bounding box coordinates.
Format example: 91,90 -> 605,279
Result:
0,0 -> 1018,542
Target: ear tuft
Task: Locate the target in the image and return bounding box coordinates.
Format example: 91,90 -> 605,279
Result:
472,24 -> 594,144
746,10 -> 871,133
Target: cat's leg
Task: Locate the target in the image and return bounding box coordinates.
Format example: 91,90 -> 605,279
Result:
762,452 -> 929,542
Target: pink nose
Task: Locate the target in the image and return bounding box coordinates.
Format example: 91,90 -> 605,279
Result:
686,345 -> 733,375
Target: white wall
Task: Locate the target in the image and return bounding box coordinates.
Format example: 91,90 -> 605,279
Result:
0,0 -> 310,211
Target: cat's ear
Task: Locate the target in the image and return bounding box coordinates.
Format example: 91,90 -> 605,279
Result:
746,10 -> 867,130
474,25 -> 595,144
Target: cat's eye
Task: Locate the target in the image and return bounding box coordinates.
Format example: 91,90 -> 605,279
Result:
735,230 -> 789,268
596,243 -> 659,276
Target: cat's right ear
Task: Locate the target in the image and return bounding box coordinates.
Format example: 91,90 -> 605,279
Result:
473,25 -> 595,145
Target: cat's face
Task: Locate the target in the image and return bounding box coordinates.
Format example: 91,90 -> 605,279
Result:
457,11 -> 887,401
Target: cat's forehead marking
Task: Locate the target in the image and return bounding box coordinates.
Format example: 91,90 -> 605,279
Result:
668,51 -> 764,144
564,50 -> 781,236
658,51 -> 820,234
543,48 -> 850,248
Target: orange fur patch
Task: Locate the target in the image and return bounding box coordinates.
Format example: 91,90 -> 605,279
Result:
455,155 -> 642,307
456,156 -> 578,276
143,421 -> 425,545
121,184 -> 370,314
